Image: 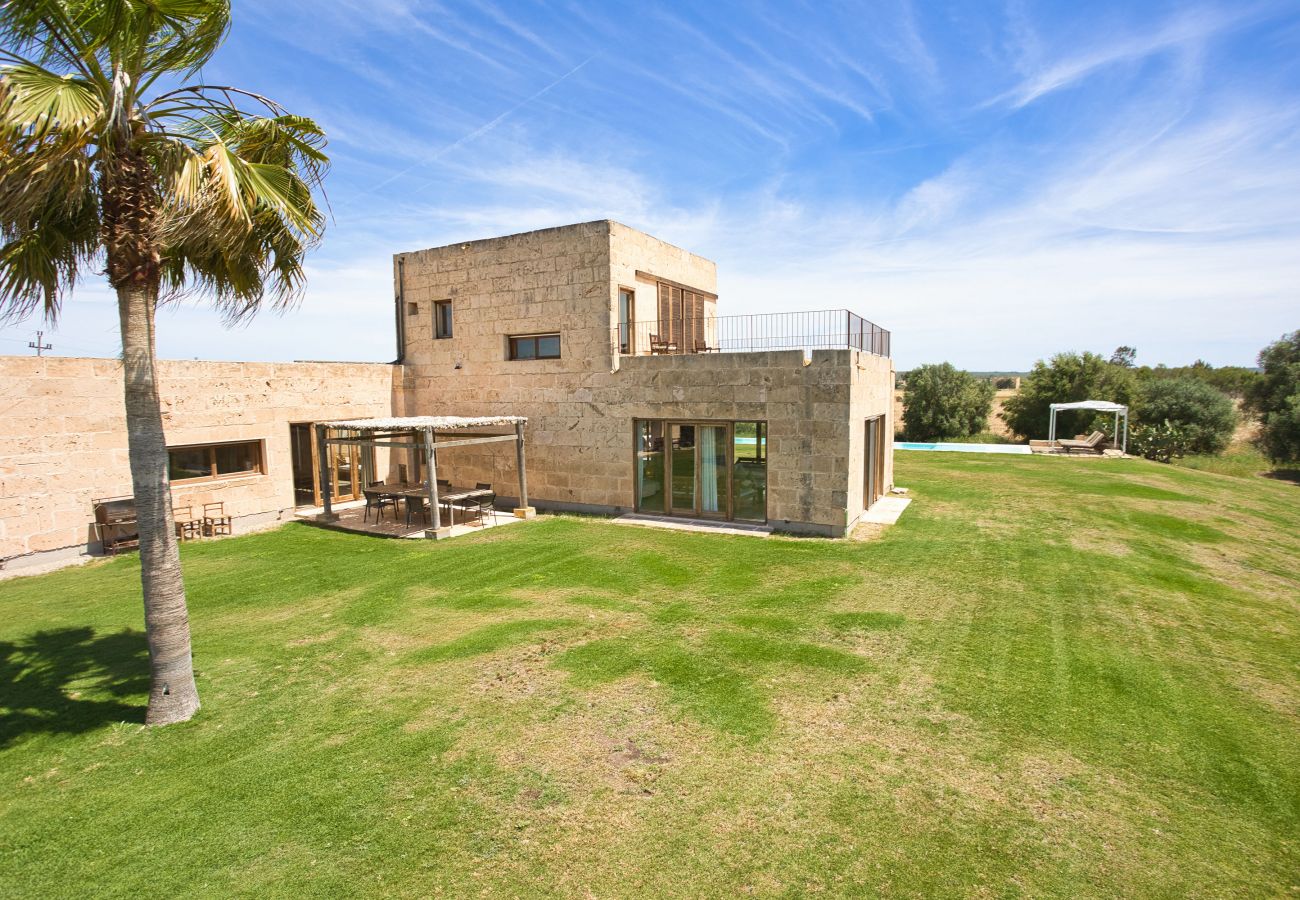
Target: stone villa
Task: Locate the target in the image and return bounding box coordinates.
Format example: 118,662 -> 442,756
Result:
0,220 -> 894,572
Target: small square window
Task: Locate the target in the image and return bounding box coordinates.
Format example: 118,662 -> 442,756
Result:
434,300 -> 452,339
406,302 -> 419,316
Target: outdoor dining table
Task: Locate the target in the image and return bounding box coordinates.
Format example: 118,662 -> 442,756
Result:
382,483 -> 493,525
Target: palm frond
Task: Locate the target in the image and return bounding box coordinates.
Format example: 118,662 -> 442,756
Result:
0,63 -> 103,137
0,0 -> 329,328
0,181 -> 99,323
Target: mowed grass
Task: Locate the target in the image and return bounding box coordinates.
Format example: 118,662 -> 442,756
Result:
2,454 -> 1298,898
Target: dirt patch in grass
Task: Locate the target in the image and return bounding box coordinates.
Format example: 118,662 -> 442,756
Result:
850,522 -> 887,541
1069,531 -> 1134,558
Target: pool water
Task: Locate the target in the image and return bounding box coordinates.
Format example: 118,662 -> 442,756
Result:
896,441 -> 1032,454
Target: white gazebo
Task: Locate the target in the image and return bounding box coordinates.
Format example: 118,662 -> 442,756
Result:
1047,400 -> 1128,453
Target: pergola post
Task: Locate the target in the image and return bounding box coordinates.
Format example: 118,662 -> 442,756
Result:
424,427 -> 451,539
513,420 -> 535,519
315,423 -> 337,521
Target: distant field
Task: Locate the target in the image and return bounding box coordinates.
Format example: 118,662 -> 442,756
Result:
2,454 -> 1297,896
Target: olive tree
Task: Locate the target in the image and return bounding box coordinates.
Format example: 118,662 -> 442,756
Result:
1246,330 -> 1300,463
902,363 -> 995,441
1001,352 -> 1138,441
1136,377 -> 1237,455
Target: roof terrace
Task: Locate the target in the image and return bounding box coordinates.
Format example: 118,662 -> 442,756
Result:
616,308 -> 890,358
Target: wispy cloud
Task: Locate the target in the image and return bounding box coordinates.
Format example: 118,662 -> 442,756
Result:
5,0 -> 1297,370
369,55 -> 597,193
992,5 -> 1257,108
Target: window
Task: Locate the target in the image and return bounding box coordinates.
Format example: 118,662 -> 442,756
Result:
632,420 -> 766,522
509,333 -> 561,360
618,288 -> 633,354
168,440 -> 264,483
434,299 -> 452,339
406,301 -> 419,316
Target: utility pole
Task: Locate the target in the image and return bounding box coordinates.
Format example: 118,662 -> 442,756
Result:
28,331 -> 52,357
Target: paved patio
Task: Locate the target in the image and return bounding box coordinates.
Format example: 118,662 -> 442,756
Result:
297,501 -> 524,540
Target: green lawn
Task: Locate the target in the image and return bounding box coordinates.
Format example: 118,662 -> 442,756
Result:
2,454 -> 1298,897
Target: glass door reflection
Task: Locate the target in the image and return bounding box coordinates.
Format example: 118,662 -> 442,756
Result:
670,423 -> 697,515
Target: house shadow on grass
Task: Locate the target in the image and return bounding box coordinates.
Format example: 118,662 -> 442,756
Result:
0,627 -> 149,748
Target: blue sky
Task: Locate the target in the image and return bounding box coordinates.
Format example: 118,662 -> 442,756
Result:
3,0 -> 1299,369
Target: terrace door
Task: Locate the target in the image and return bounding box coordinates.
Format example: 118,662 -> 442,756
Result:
288,423 -> 365,507
864,416 -> 885,510
667,422 -> 729,518
290,423 -> 316,507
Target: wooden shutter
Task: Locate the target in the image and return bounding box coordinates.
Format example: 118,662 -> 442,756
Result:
682,290 -> 705,351
657,283 -> 683,348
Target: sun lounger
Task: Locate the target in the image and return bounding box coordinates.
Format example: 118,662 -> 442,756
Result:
1058,430 -> 1106,454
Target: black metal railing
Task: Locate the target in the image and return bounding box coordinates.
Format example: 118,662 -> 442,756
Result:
615,309 -> 890,358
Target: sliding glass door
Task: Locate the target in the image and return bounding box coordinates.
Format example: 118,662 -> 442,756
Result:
635,420 -> 763,521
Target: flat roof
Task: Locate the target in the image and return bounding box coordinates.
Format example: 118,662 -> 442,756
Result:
322,415 -> 526,432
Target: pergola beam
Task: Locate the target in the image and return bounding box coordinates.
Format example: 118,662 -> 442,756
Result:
322,433 -> 520,451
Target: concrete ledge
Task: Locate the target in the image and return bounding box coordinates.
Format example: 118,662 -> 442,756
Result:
513,506 -> 537,519
612,513 -> 772,538
858,496 -> 911,525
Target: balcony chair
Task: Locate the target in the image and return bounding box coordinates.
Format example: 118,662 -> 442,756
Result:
649,334 -> 678,355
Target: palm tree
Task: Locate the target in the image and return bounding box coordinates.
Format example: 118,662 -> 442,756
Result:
0,1 -> 328,725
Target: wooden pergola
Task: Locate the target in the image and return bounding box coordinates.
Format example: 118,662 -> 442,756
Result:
315,415 -> 532,539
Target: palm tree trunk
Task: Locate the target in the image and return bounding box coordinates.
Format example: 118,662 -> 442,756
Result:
99,126 -> 201,727
116,281 -> 200,725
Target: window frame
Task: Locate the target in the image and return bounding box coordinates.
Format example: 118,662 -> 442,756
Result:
508,332 -> 562,361
434,299 -> 453,339
631,418 -> 767,522
617,287 -> 634,354
167,439 -> 265,484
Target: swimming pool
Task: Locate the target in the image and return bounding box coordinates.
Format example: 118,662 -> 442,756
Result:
896,441 -> 1032,454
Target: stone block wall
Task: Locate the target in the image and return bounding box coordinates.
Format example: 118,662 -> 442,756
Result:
397,221 -> 893,536
0,356 -> 398,569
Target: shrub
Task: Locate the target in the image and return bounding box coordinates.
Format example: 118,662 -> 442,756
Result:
1136,377 -> 1237,455
1001,352 -> 1138,440
1246,330 -> 1300,463
1130,422 -> 1192,463
902,363 -> 995,441
1136,361 -> 1261,398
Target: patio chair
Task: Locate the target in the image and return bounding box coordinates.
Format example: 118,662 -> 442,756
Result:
1058,430 -> 1106,454
692,339 -> 718,353
472,482 -> 497,527
405,495 -> 429,527
202,501 -> 233,536
363,481 -> 398,523
174,505 -> 203,541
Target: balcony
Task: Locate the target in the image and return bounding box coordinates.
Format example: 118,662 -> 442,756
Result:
615,309 -> 890,359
